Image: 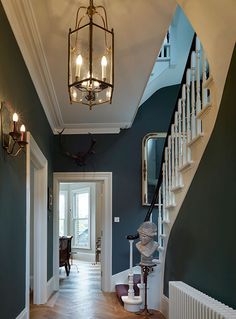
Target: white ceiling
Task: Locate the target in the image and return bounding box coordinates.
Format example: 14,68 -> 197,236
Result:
2,0 -> 176,134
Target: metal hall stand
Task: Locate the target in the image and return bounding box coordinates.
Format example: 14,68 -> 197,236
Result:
136,263 -> 156,316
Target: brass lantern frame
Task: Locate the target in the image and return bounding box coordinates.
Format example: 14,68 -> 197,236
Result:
68,0 -> 114,109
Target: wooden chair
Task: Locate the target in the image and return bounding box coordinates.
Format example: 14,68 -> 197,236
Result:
59,236 -> 73,276
95,237 -> 101,264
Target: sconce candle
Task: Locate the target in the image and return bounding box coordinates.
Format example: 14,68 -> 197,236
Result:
13,112 -> 18,133
20,124 -> 26,142
0,102 -> 28,156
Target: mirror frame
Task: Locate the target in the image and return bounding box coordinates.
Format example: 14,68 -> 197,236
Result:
142,132 -> 167,206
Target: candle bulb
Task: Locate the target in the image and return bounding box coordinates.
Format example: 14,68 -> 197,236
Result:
106,89 -> 111,99
20,124 -> 26,142
13,113 -> 18,122
101,56 -> 107,81
12,112 -> 18,133
72,90 -> 77,99
75,54 -> 83,79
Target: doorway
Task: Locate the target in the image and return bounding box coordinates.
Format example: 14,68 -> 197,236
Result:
59,182 -> 101,264
26,133 -> 48,314
53,172 -> 112,292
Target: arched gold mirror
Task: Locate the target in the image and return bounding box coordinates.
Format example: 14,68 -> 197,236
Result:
142,132 -> 166,206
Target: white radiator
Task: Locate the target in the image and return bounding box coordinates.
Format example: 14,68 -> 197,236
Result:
169,281 -> 236,319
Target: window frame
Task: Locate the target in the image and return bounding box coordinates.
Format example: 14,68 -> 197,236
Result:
71,186 -> 91,250
59,190 -> 68,236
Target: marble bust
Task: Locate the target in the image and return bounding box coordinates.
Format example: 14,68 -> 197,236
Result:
136,221 -> 159,266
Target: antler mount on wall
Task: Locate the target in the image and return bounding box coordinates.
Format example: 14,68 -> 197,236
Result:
58,129 -> 96,166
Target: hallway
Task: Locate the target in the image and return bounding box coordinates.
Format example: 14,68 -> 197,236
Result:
30,261 -> 165,319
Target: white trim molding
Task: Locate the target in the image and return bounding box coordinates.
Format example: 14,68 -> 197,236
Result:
160,294 -> 169,319
16,308 -> 28,319
53,172 -> 112,292
26,133 -> 48,313
47,276 -> 56,301
0,0 -> 131,135
1,0 -> 63,131
54,127 -> 121,135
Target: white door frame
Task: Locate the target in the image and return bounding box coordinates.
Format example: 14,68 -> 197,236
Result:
26,133 -> 48,314
53,172 -> 112,292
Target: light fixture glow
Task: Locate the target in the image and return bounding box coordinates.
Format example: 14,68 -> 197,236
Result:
68,0 -> 114,109
76,54 -> 83,65
101,56 -> 107,80
101,56 -> 108,66
75,54 -> 83,78
106,90 -> 111,98
13,113 -> 18,122
20,124 -> 26,132
1,102 -> 28,157
72,90 -> 77,99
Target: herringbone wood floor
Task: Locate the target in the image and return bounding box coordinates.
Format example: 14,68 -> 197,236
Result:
30,261 -> 165,319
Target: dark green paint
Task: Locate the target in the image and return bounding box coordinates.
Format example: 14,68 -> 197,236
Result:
3,0 -> 233,315
0,1 -> 179,314
54,85 -> 180,274
0,3 -> 54,318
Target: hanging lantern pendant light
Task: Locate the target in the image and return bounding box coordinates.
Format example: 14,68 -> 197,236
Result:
68,0 -> 114,109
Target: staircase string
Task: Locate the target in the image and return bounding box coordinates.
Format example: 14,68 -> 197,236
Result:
127,34 -> 197,241
122,32 -> 213,312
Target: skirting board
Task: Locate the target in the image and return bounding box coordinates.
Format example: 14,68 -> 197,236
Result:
30,275 -> 33,290
47,276 -> 56,300
16,307 -> 28,319
160,294 -> 169,319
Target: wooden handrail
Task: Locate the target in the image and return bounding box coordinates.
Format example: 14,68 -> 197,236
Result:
126,33 -> 196,240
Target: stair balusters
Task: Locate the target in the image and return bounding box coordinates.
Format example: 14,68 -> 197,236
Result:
127,239 -> 134,298
121,238 -> 142,312
124,35 -> 212,309
157,36 -> 211,253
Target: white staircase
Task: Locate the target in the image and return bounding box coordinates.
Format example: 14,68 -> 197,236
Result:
158,37 -> 215,254
119,35 -> 219,316
157,37 -> 219,317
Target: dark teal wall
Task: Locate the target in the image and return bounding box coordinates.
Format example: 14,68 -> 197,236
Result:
164,46 -> 236,308
0,4 -> 54,318
54,84 -> 180,274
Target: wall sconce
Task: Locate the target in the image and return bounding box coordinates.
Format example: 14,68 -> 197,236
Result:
0,102 -> 28,157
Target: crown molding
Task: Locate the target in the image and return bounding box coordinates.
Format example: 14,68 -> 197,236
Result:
1,0 -> 63,132
55,128 -> 121,135
53,121 -> 132,135
2,1 -> 132,135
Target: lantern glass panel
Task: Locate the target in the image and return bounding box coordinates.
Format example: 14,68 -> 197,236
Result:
69,25 -> 90,86
91,24 -> 113,85
68,11 -> 113,107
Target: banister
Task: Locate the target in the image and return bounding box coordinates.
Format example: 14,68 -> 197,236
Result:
127,234 -> 139,240
126,33 -> 196,240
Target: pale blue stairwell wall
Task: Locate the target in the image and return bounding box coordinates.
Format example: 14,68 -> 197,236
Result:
0,3 -> 54,319
164,45 -> 236,309
53,84 -> 180,275
141,5 -> 194,105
